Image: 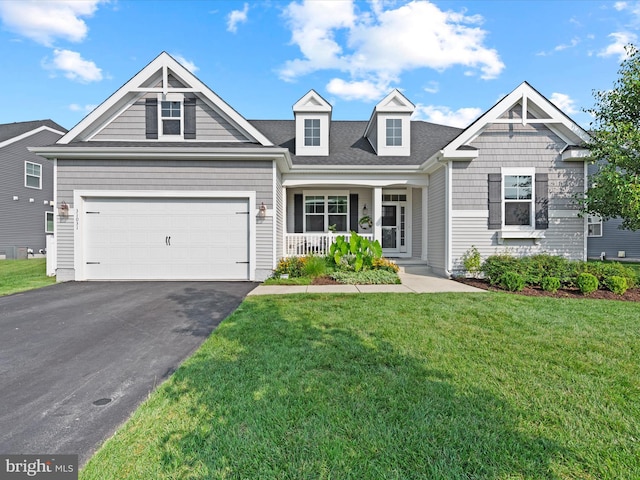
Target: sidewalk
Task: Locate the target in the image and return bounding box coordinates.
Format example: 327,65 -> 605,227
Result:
248,270 -> 486,296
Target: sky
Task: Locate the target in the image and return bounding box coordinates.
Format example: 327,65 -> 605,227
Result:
0,0 -> 636,131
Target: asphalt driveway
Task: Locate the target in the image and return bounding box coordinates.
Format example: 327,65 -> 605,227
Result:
0,281 -> 257,466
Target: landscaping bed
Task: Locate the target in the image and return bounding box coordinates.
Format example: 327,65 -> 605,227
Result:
456,277 -> 640,301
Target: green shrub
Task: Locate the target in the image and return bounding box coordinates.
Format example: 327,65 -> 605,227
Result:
481,254 -> 520,285
461,246 -> 482,277
330,270 -> 401,285
577,272 -> 599,295
521,254 -> 575,286
604,275 -> 628,295
371,257 -> 400,273
499,271 -> 526,292
302,255 -> 327,278
541,276 -> 561,293
578,262 -> 637,288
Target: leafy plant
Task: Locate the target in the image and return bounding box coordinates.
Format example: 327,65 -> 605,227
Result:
372,257 -> 400,273
541,276 -> 561,293
604,275 -> 628,295
272,256 -> 306,278
577,273 -> 599,295
329,232 -> 383,272
499,271 -> 526,292
460,246 -> 482,278
481,253 -> 520,285
302,255 -> 327,278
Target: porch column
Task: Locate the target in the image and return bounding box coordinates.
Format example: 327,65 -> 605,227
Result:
282,186 -> 287,259
373,187 -> 383,243
422,186 -> 428,262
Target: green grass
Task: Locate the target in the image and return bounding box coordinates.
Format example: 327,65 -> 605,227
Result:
0,258 -> 55,296
81,293 -> 640,479
262,276 -> 313,285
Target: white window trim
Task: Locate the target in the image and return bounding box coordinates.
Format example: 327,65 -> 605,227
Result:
25,161 -> 42,189
304,118 -> 320,147
501,167 -> 535,231
45,211 -> 54,234
385,118 -> 402,147
302,190 -> 349,233
158,93 -> 183,140
587,215 -> 603,237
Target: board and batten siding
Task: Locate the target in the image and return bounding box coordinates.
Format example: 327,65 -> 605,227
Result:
55,159 -> 274,280
449,118 -> 585,271
93,98 -> 252,142
427,166 -> 446,273
0,129 -> 61,255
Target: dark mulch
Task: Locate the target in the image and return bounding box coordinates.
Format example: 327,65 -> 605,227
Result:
311,275 -> 340,285
455,277 -> 640,302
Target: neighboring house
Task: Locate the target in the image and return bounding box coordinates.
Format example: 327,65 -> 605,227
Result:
33,52 -> 590,282
586,163 -> 640,260
0,120 -> 67,259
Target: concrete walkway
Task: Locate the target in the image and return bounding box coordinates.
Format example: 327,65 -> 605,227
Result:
248,269 -> 486,296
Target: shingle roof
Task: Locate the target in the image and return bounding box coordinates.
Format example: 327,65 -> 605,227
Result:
0,120 -> 67,143
249,120 -> 463,166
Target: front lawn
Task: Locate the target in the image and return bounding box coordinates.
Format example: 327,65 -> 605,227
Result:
0,258 -> 55,296
81,293 -> 640,479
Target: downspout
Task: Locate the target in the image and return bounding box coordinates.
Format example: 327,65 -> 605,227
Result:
445,159 -> 453,278
583,159 -> 588,261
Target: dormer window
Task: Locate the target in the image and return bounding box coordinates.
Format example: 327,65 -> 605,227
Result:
304,119 -> 321,146
386,119 -> 402,146
161,101 -> 182,135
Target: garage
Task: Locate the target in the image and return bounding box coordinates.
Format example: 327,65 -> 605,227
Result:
80,196 -> 250,280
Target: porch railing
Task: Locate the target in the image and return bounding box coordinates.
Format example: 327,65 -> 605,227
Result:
284,233 -> 374,257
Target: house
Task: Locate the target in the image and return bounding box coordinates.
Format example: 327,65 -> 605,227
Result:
585,163 -> 640,261
32,52 -> 590,282
0,120 -> 67,259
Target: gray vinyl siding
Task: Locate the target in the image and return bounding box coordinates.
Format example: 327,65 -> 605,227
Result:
55,159 -> 274,276
93,98 -> 251,142
449,118 -> 585,267
588,218 -> 640,260
367,117 -> 378,153
427,166 -> 446,272
0,130 -> 61,255
411,187 -> 422,258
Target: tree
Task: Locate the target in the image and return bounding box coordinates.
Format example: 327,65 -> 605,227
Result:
583,44 -> 640,230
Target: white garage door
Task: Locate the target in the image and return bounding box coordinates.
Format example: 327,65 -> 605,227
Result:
82,197 -> 250,280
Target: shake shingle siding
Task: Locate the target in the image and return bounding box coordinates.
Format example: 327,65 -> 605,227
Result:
412,188 -> 422,258
449,118 -> 585,269
55,159 -> 274,277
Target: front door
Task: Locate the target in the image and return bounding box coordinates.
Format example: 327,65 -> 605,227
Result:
381,201 -> 407,254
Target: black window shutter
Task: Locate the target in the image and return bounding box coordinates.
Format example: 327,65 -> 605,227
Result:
145,98 -> 158,139
349,194 -> 358,232
535,173 -> 549,230
294,194 -> 303,233
184,98 -> 196,139
488,174 -> 502,230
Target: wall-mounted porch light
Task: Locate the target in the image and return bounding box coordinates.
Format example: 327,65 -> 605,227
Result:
362,203 -> 368,216
259,202 -> 267,217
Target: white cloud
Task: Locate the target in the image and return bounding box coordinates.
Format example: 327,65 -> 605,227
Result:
326,78 -> 389,101
598,31 -> 638,61
615,1 -> 629,10
423,81 -> 439,94
171,54 -> 198,73
280,0 -> 504,100
536,37 -> 580,56
413,104 -> 482,128
550,92 -> 578,115
44,49 -> 103,83
227,3 -> 249,33
69,103 -> 97,113
0,0 -> 104,46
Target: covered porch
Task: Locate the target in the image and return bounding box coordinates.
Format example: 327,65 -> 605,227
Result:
281,183 -> 427,258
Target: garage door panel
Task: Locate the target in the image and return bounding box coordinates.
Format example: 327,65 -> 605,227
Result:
83,197 -> 250,280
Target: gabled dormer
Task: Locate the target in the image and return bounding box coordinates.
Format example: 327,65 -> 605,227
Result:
293,90 -> 332,156
364,90 -> 415,157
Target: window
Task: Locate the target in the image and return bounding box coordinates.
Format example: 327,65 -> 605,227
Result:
45,211 -> 54,234
304,119 -> 320,146
304,194 -> 348,232
161,100 -> 181,135
25,162 -> 41,189
386,118 -> 402,146
587,215 -> 602,237
503,174 -> 533,227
